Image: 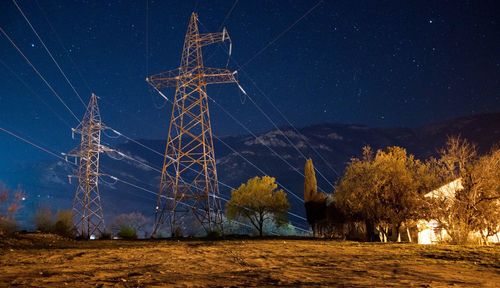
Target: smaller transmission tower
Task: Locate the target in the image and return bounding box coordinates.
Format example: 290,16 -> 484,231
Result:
66,93 -> 105,239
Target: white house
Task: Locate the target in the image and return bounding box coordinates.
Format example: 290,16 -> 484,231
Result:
417,178 -> 500,244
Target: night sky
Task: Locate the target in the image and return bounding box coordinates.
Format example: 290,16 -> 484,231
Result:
0,0 -> 499,170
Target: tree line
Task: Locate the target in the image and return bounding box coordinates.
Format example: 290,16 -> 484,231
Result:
305,136 -> 500,244
1,136 -> 497,243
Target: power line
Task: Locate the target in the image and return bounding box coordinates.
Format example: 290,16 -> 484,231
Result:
0,59 -> 72,129
218,0 -> 239,31
0,26 -> 79,121
204,20 -> 339,189
13,0 -> 86,106
208,95 -> 305,179
4,7 -> 310,230
145,0 -> 149,75
0,125 -> 309,232
142,83 -> 306,204
0,127 -> 62,160
240,0 -> 324,69
214,134 -> 304,203
35,0 -> 93,94
105,127 -> 308,224
26,2 -> 298,194
103,130 -> 309,223
103,137 -> 309,223
240,68 -> 340,177
245,94 -> 335,189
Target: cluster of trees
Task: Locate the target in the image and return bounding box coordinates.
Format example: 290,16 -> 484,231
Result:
331,136 -> 500,244
34,208 -> 75,238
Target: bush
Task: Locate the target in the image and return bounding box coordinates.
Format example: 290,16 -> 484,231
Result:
118,226 -> 137,239
0,182 -> 23,236
99,230 -> 112,240
34,207 -> 54,233
53,210 -> 75,238
0,217 -> 17,237
206,229 -> 222,239
111,212 -> 149,239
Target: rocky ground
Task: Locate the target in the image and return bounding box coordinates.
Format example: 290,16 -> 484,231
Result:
0,233 -> 499,287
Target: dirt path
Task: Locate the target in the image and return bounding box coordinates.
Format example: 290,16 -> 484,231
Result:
1,235 -> 499,287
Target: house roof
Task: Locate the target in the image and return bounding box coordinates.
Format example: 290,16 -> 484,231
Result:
424,178 -> 463,199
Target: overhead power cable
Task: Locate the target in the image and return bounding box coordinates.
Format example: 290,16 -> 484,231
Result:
240,0 -> 324,69
13,0 -> 86,106
0,26 -> 79,121
0,126 -> 305,233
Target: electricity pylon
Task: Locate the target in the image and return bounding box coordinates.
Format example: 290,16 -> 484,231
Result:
147,12 -> 238,237
65,93 -> 105,239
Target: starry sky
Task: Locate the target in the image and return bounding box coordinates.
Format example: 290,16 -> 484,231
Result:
0,0 -> 499,170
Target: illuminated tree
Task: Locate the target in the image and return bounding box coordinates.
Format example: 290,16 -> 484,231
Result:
226,176 -> 289,236
335,146 -> 433,242
429,136 -> 500,244
304,158 -> 318,201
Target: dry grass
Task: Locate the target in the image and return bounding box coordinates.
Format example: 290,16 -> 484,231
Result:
0,233 -> 499,287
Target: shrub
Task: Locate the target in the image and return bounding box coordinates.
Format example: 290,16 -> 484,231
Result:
34,207 -> 54,233
53,210 -> 75,238
0,217 -> 17,237
111,212 -> 149,239
99,230 -> 112,240
206,229 -> 222,239
0,182 -> 24,237
118,226 -> 137,239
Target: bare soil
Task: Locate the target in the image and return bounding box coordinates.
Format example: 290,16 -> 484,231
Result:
0,233 -> 499,287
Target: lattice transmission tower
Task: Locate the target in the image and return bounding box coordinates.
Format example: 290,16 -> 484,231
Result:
147,12 -> 238,236
65,93 -> 105,239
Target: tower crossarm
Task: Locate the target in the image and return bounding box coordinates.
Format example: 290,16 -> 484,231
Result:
201,67 -> 237,85
196,28 -> 230,47
146,68 -> 181,89
147,67 -> 237,88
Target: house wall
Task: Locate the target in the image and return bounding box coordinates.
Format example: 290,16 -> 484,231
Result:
417,219 -> 500,244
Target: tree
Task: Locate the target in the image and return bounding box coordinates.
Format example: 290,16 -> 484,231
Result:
428,136 -> 500,244
303,158 -> 328,236
34,206 -> 54,233
304,158 -> 318,201
335,146 -> 433,242
0,182 -> 24,236
53,210 -> 76,238
226,176 -> 290,236
335,146 -> 379,241
474,148 -> 500,242
111,212 -> 149,239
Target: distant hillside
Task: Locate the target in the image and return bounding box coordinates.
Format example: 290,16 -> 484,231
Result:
7,112 -> 500,230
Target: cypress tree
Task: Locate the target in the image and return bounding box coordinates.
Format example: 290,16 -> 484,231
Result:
304,158 -> 317,202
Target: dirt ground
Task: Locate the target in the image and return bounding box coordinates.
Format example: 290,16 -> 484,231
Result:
0,234 -> 499,287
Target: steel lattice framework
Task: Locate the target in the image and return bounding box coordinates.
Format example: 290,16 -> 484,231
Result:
67,93 -> 105,238
147,12 -> 237,236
